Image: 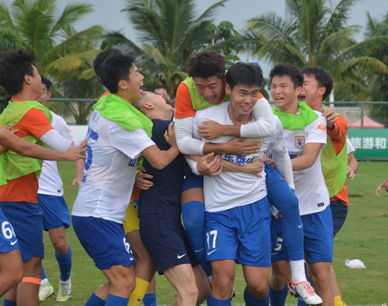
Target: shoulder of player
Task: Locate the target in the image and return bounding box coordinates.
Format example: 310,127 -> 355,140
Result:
196,102 -> 227,117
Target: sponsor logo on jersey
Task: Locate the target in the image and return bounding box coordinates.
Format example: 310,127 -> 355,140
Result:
294,135 -> 305,150
317,120 -> 326,132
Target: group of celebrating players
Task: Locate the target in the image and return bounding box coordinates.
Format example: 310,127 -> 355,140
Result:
0,46 -> 361,306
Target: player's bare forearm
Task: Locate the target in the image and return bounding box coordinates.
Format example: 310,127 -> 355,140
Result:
347,152 -> 358,179
73,159 -> 85,186
142,145 -> 179,170
291,143 -> 322,171
0,145 -> 6,154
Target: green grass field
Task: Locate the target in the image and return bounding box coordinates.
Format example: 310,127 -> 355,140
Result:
2,161 -> 388,305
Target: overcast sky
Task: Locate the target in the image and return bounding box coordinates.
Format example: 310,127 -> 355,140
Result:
3,0 -> 388,75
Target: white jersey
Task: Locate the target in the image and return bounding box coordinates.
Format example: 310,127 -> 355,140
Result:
72,110 -> 155,224
193,102 -> 286,213
283,111 -> 330,216
38,111 -> 75,196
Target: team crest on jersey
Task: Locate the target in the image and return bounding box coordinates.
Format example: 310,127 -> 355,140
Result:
294,135 -> 305,150
247,139 -> 264,155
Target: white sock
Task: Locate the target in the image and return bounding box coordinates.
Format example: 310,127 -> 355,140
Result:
290,260 -> 307,284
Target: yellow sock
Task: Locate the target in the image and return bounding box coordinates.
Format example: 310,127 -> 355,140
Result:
127,277 -> 150,306
334,295 -> 346,306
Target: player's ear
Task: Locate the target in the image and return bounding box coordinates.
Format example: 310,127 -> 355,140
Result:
318,86 -> 326,97
295,86 -> 302,96
225,83 -> 232,95
143,101 -> 154,110
24,74 -> 32,85
118,80 -> 127,90
47,91 -> 52,99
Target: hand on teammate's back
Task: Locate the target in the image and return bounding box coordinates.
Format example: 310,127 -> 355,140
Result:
164,122 -> 177,147
321,108 -> 337,130
197,153 -> 222,177
197,120 -> 223,140
136,167 -> 154,190
66,139 -> 88,161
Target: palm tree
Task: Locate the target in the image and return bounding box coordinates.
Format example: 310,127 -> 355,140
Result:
0,0 -> 104,123
357,13 -> 388,125
104,0 -> 228,97
240,0 -> 388,98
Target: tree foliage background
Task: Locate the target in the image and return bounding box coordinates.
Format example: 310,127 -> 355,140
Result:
0,0 -> 387,124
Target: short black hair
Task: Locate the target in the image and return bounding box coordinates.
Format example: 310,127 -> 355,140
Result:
153,84 -> 170,95
100,54 -> 136,94
0,49 -> 36,96
94,49 -> 123,78
302,67 -> 333,101
187,51 -> 225,80
226,62 -> 263,90
269,64 -> 303,89
40,75 -> 52,91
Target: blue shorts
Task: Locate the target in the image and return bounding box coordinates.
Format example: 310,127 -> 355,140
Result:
330,200 -> 348,236
140,214 -> 199,274
264,163 -> 284,189
38,194 -> 71,230
0,202 -> 44,261
72,216 -> 136,270
271,206 -> 333,263
182,168 -> 203,192
204,197 -> 271,267
0,207 -> 19,253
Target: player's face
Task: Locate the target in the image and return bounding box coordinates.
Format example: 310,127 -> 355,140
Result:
150,92 -> 174,114
127,65 -> 144,101
37,84 -> 50,106
300,74 -> 323,106
194,76 -> 224,104
271,75 -> 301,111
31,65 -> 43,98
226,83 -> 259,120
154,88 -> 170,101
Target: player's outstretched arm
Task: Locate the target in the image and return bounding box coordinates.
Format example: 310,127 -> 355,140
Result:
291,142 -> 323,171
0,127 -> 87,161
142,122 -> 179,170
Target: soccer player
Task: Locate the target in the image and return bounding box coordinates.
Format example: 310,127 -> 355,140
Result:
71,54 -> 179,306
37,76 -> 84,302
94,48 -> 158,306
171,51 -> 275,280
300,67 -> 351,306
0,49 -> 87,306
0,124 -> 85,299
133,91 -> 211,305
270,64 -> 333,305
190,62 -> 294,306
